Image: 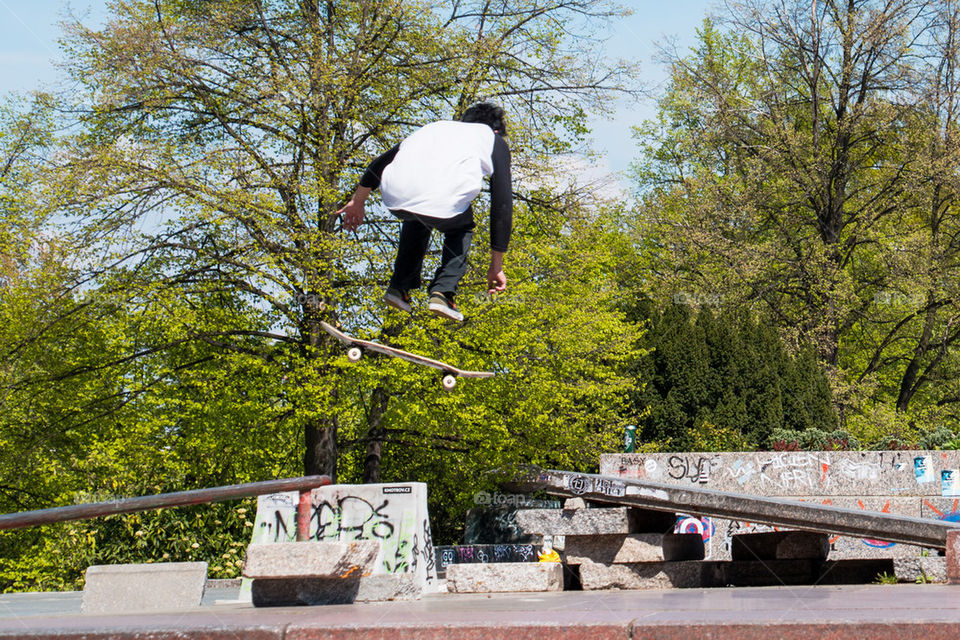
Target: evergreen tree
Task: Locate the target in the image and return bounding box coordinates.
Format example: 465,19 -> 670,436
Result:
628,302 -> 837,450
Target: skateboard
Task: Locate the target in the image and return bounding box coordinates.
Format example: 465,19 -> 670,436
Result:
320,321 -> 495,390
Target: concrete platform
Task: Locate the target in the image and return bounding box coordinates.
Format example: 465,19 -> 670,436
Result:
1,584 -> 959,638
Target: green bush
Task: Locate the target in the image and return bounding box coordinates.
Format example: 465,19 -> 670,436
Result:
0,500 -> 254,593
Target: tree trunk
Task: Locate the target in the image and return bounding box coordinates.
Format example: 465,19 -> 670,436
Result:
896,305 -> 937,412
301,289 -> 338,480
304,418 -> 338,479
362,386 -> 391,483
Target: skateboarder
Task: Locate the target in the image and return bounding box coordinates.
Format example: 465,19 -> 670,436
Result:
337,102 -> 512,322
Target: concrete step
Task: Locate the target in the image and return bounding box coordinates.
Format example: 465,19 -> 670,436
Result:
514,507 -> 677,536
564,533 -> 704,564
81,562 -> 207,614
445,562 -> 564,593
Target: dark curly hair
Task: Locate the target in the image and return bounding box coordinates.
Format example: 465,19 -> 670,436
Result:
460,102 -> 507,136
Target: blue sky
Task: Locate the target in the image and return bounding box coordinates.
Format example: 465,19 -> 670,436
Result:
0,1 -> 717,174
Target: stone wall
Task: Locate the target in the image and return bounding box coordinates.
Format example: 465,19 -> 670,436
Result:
600,450 -> 960,560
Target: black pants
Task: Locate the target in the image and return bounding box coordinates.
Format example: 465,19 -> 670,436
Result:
388,209 -> 475,297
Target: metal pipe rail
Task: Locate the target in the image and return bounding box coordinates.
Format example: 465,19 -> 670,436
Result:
515,468 -> 960,549
0,475 -> 331,541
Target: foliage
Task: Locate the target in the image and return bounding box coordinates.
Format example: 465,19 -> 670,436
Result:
322,203 -> 644,542
0,0 -> 644,588
626,302 -> 837,452
0,501 -> 254,592
875,571 -> 898,585
44,0 -> 638,482
10,0 -> 960,594
631,1 -> 960,439
768,428 -> 860,452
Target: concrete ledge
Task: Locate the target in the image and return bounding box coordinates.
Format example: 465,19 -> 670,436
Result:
579,561 -> 704,590
446,562 -> 563,593
514,507 -> 674,536
81,561 -> 207,614
251,574 -> 421,606
564,534 -> 704,564
243,541 -> 380,579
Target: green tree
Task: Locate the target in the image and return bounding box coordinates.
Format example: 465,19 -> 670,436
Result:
347,203 -> 644,541
0,0 -> 646,588
627,302 -> 837,451
632,1 -> 960,436
44,0 -> 637,481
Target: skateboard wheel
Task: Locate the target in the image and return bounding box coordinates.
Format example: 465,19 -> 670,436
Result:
347,347 -> 363,362
442,374 -> 457,391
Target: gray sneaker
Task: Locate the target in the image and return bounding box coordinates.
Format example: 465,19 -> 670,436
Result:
384,287 -> 412,313
428,292 -> 464,322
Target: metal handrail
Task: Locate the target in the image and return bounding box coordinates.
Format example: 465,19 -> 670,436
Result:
0,475 -> 331,541
517,468 -> 960,549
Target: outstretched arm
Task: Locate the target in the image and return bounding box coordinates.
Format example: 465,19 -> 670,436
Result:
336,143 -> 400,231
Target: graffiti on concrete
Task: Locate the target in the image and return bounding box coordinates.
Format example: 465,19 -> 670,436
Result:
314,496 -> 395,541
603,450 -> 960,561
434,544 -> 537,575
675,515 -> 716,558
248,483 -> 437,585
250,493 -> 297,544
666,455 -> 718,485
603,450 -> 960,498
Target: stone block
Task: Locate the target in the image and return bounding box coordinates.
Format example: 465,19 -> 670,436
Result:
730,531 -> 830,561
948,530 -> 960,585
81,562 -> 207,614
563,497 -> 586,509
514,507 -> 674,536
243,541 -> 380,579
435,544 -> 537,576
892,557 -> 946,583
445,562 -> 563,593
578,561 -> 704,590
251,574 -> 421,606
242,483 -> 438,602
564,534 -> 704,565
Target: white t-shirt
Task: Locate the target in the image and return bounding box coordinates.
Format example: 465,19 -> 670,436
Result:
380,121 -> 496,219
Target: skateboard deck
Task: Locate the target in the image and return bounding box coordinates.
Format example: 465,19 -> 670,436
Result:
320,321 -> 494,390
